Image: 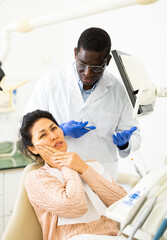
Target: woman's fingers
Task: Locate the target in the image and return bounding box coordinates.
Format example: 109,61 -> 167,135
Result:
36,146 -> 57,164
55,160 -> 69,167
37,145 -> 63,157
37,145 -> 53,155
37,148 -> 51,159
52,154 -> 71,161
52,152 -> 72,158
37,145 -> 72,162
43,145 -> 62,154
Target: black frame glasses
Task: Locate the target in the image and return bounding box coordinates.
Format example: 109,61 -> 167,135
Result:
76,61 -> 107,73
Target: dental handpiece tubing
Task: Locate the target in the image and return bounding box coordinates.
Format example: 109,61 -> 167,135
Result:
153,218 -> 167,240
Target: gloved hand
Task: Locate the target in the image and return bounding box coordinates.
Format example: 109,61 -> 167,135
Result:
113,126 -> 137,147
59,120 -> 96,138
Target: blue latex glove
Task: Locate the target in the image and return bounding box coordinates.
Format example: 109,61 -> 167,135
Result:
113,126 -> 137,147
59,120 -> 96,138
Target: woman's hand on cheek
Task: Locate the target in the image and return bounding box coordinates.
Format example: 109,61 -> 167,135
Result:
53,152 -> 88,174
36,145 -> 62,169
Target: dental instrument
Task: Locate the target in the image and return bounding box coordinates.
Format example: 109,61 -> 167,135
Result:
137,151 -> 149,175
127,182 -> 167,240
131,158 -> 143,178
128,197 -> 156,240
153,217 -> 167,240
106,168 -> 167,238
72,123 -> 94,131
116,191 -> 147,236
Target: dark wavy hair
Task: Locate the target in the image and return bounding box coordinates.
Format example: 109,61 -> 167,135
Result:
18,109 -> 59,161
77,27 -> 111,57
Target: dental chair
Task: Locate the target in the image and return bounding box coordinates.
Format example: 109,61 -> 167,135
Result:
1,162 -> 139,240
1,162 -> 44,240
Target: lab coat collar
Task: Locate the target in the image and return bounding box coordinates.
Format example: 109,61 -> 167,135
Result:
82,70 -> 114,108
66,64 -> 115,109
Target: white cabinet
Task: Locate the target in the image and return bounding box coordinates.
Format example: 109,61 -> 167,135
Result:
0,217 -> 3,237
0,172 -> 4,236
4,170 -> 23,216
0,173 -> 3,218
0,168 -> 23,237
0,195 -> 3,217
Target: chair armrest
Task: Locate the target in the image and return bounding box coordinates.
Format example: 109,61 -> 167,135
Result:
116,172 -> 140,188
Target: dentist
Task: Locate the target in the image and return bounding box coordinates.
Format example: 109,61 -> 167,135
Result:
24,27 -> 141,178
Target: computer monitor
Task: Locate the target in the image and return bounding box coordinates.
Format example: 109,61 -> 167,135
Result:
112,50 -> 154,115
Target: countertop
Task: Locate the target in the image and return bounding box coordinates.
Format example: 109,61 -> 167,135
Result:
0,142 -> 33,170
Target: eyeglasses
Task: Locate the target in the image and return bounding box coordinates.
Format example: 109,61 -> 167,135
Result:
76,61 -> 107,73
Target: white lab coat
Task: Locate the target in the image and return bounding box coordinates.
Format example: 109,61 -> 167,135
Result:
24,63 -> 141,178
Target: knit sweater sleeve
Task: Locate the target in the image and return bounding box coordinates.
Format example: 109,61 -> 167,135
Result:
81,166 -> 127,207
25,166 -> 88,217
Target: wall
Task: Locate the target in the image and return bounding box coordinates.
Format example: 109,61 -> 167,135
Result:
0,0 -> 167,175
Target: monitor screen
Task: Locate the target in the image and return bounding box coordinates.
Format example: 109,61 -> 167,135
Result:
112,50 -> 153,115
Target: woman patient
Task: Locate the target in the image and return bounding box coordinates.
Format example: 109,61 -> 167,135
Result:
19,109 -> 127,240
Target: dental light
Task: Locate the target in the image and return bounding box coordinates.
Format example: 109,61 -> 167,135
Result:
0,0 -> 158,92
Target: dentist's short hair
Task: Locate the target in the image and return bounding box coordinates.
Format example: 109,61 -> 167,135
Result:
77,27 -> 111,56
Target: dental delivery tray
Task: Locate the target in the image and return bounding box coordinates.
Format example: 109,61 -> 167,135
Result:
105,167 -> 167,240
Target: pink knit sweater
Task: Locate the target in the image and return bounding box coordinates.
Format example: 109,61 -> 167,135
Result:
25,163 -> 127,240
